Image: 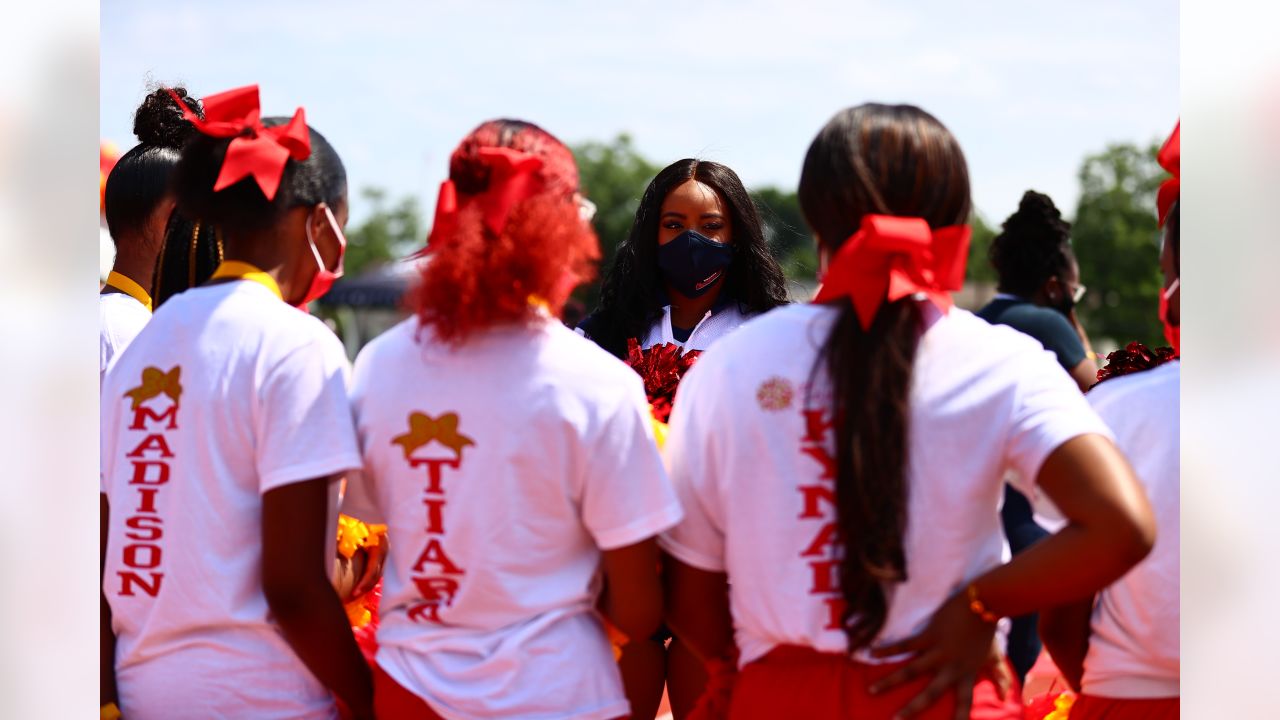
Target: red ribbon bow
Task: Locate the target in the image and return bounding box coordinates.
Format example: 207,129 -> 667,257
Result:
429,146 -> 546,243
812,215 -> 971,330
167,85 -> 311,202
1156,121 -> 1179,227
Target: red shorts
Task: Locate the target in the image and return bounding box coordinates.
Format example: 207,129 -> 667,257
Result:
1070,694 -> 1179,719
726,645 -> 1024,720
372,663 -> 445,720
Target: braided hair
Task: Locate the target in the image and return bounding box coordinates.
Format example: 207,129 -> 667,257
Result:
988,190 -> 1073,297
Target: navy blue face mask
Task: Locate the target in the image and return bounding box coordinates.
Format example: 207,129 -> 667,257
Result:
657,229 -> 733,298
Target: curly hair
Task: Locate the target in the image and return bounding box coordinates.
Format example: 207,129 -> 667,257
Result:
988,190 -> 1074,297
584,159 -> 789,358
411,119 -> 599,343
104,85 -> 201,245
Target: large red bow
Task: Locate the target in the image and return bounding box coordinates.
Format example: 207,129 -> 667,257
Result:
168,85 -> 310,201
1156,121 -> 1179,227
813,215 -> 971,330
429,146 -> 546,243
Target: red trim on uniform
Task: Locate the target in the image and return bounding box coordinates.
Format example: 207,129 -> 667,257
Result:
722,645 -> 1023,720
372,663 -> 446,720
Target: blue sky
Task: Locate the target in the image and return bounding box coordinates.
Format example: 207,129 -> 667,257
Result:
101,0 -> 1178,228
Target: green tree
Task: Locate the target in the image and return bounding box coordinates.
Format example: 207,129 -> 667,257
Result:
344,187 -> 425,277
1071,142 -> 1165,348
965,212 -> 998,285
751,186 -> 815,285
571,134 -> 661,308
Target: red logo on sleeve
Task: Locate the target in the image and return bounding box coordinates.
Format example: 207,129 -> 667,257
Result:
393,412 -> 474,624
116,366 -> 183,598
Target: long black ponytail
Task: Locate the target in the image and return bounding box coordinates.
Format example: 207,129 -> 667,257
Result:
797,104 -> 972,651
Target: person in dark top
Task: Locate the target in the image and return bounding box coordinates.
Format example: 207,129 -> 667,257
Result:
977,189 -> 1098,685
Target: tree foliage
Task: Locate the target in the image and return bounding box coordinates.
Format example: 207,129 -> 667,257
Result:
571,134 -> 662,307
965,212 -> 998,285
1071,141 -> 1165,347
343,187 -> 425,277
751,187 -> 815,286
338,136 -> 1167,350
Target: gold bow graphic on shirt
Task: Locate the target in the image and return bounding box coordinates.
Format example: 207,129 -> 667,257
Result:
391,412 -> 475,462
124,366 -> 183,410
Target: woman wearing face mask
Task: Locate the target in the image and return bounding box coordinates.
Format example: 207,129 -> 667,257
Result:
100,86 -> 201,383
100,85 -> 371,720
662,103 -> 1155,719
978,191 -> 1097,392
975,190 -> 1099,686
578,159 -> 789,359
340,119 -> 681,720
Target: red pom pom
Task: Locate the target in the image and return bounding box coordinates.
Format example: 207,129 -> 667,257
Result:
1092,341 -> 1177,389
624,340 -> 702,422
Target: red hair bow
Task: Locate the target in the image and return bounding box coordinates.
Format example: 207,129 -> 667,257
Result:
168,85 -> 310,201
813,215 -> 971,330
1156,121 -> 1179,227
429,146 -> 546,243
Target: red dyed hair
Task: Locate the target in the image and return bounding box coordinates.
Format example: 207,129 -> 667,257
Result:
413,119 -> 599,343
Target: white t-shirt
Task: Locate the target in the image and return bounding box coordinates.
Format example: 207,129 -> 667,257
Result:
1082,361 -> 1180,698
660,302 -> 1112,667
343,317 -> 683,720
100,280 -> 362,720
100,291 -> 151,384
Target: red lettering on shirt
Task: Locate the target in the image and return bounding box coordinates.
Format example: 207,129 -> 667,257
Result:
798,407 -> 844,630
798,484 -> 836,519
412,538 -> 466,576
125,433 -> 174,459
124,515 -> 164,542
394,412 -> 474,624
114,366 -> 183,599
422,496 -> 446,535
118,571 -> 164,597
128,405 -> 178,431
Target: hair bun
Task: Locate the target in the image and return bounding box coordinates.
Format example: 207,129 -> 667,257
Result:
133,86 -> 202,150
1003,190 -> 1066,237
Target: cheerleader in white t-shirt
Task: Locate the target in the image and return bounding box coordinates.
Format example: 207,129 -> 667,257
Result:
100,85 -> 372,720
341,119 -> 683,720
661,103 -> 1158,720
577,159 -> 790,360
99,87 -> 201,383
1038,134 -> 1182,720
577,159 -> 791,717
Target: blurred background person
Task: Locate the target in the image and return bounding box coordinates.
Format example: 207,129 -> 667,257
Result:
976,189 -> 1098,685
99,87 -> 199,382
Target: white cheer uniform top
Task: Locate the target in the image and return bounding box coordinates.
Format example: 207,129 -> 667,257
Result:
661,302 -> 1112,668
100,279 -> 361,720
344,316 -> 682,720
1082,361 -> 1180,699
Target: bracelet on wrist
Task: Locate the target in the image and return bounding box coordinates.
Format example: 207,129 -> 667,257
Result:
966,583 -> 1000,624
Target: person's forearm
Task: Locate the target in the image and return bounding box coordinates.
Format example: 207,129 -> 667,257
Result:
101,592 -> 119,706
970,521 -> 1148,621
270,581 -> 373,717
1039,597 -> 1095,692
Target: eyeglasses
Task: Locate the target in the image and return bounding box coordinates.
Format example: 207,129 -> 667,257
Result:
1071,283 -> 1087,304
576,196 -> 597,223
